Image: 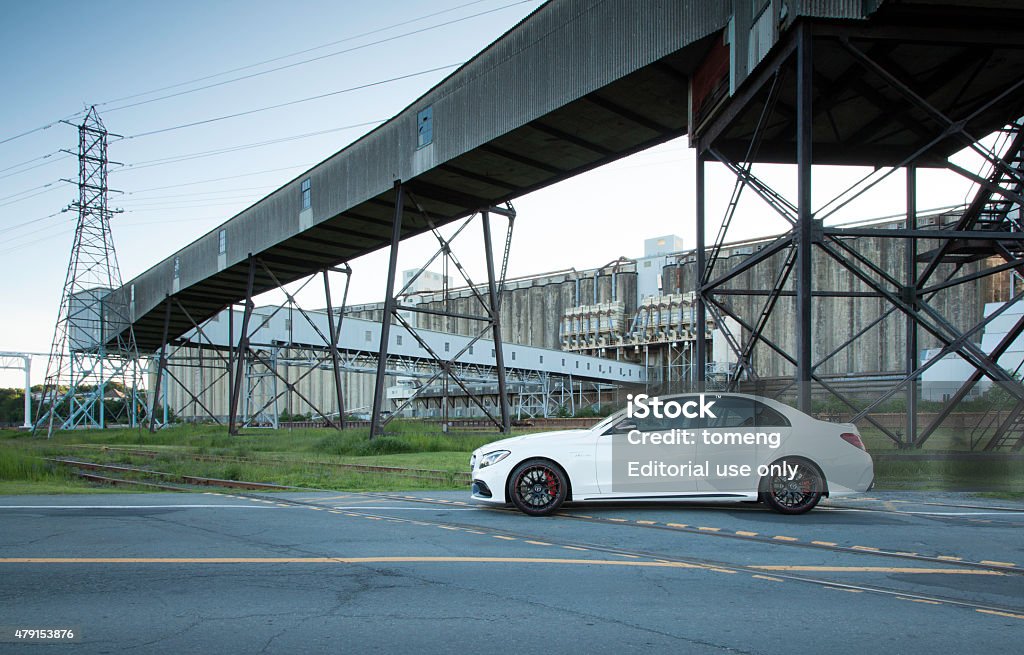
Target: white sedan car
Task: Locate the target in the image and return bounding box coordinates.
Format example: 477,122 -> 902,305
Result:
470,393 -> 874,516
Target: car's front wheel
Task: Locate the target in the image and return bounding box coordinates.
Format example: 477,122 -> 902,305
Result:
761,457 -> 824,515
507,459 -> 568,516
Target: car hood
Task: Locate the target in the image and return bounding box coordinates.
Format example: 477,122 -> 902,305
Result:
476,429 -> 592,452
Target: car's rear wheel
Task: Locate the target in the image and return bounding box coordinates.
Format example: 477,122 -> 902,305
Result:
762,457 -> 824,515
507,459 -> 567,516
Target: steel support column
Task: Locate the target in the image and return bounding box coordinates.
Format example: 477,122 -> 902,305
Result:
695,154 -> 707,385
370,181 -> 405,437
228,257 -> 256,436
482,209 -> 511,433
905,166 -> 918,448
148,299 -> 171,433
323,267 -> 349,431
795,24 -> 814,412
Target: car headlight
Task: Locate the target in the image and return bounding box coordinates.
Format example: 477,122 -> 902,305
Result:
478,450 -> 510,469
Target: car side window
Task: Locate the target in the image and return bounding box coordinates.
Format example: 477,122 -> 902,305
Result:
704,397 -> 791,429
604,397 -> 701,434
752,403 -> 790,427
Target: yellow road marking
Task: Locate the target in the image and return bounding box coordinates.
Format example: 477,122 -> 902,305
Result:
562,546 -> 588,552
525,540 -> 551,546
613,553 -> 640,559
773,536 -> 798,542
698,527 -> 720,532
753,565 -> 1003,576
607,518 -> 627,523
276,504 -> 291,507
666,523 -> 688,529
308,507 -> 323,511
812,541 -> 837,547
492,535 -> 516,541
851,545 -> 879,552
937,555 -> 962,561
735,531 -> 759,537
824,586 -> 862,593
708,567 -> 736,574
0,557 -> 706,569
976,609 -> 1024,620
635,520 -> 657,525
466,530 -> 486,535
980,560 -> 1016,567
752,574 -> 784,582
897,597 -> 941,605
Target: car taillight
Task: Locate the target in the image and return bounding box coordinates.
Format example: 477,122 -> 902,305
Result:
840,432 -> 865,450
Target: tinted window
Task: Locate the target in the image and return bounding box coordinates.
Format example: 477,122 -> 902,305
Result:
705,397 -> 790,429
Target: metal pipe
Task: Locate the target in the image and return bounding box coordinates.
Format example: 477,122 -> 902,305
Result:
22,356 -> 31,430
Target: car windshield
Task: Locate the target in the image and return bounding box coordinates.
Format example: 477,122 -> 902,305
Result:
591,408 -> 626,431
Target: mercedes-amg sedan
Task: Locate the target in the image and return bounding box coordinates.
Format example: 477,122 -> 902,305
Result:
469,393 -> 874,516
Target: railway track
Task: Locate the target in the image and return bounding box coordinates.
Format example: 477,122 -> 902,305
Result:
59,445 -> 471,485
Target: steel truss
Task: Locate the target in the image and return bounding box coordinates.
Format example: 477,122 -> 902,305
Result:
34,107 -> 146,436
369,180 -> 516,435
694,22 -> 1024,450
148,263 -> 352,433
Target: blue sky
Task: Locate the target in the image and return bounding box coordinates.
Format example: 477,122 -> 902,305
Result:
0,0 -> 984,386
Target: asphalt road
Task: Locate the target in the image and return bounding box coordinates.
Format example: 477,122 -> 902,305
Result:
1,490 -> 1022,654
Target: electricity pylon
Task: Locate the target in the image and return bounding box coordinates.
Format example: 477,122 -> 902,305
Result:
34,107 -> 144,436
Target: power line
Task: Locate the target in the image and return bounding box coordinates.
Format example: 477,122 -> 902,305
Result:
122,64 -> 459,139
0,151 -> 65,175
0,210 -> 65,236
0,180 -> 69,207
0,121 -> 61,148
100,0 -> 530,113
124,184 -> 276,201
121,200 -> 261,211
118,119 -> 384,171
122,165 -> 311,193
0,109 -> 86,151
0,154 -> 72,182
0,216 -> 76,254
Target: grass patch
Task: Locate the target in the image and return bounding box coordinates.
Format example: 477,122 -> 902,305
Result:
873,458 -> 1024,492
0,480 -> 139,495
3,421 -> 1020,496
0,421 -> 500,493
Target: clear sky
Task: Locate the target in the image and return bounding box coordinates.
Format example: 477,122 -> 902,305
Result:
0,0 -> 988,387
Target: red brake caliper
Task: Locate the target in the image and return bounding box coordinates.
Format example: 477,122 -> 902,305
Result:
545,470 -> 557,497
